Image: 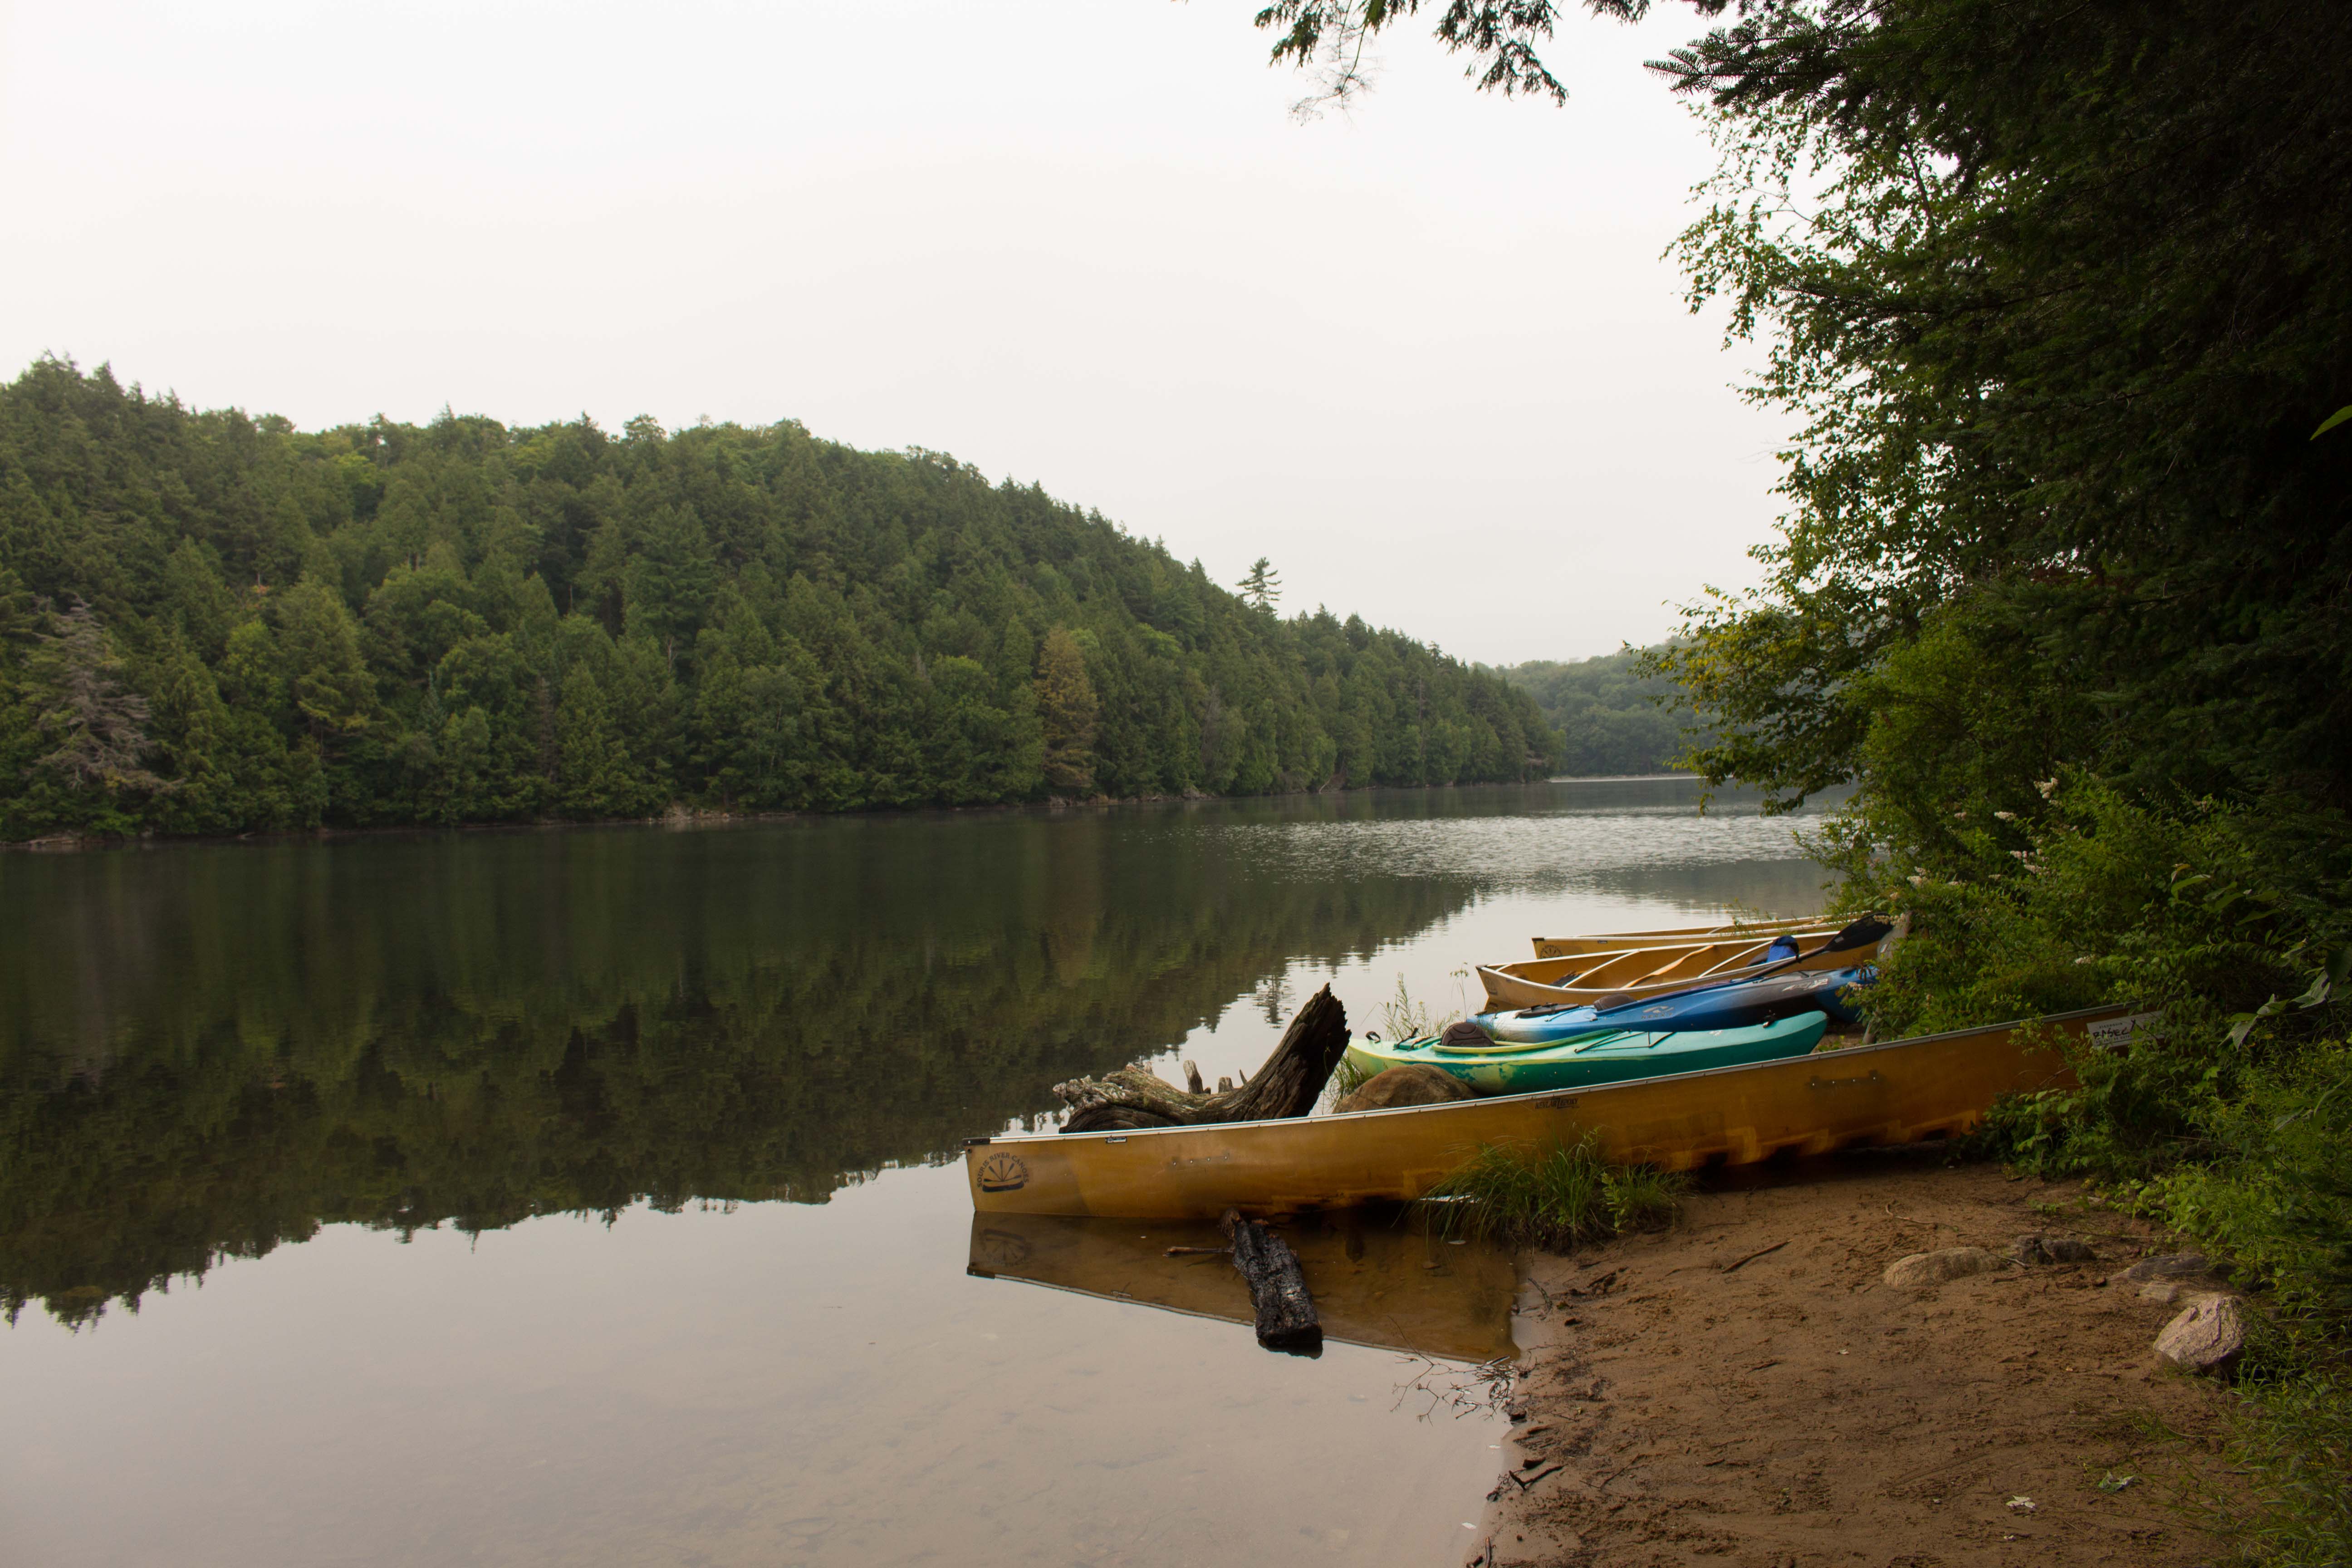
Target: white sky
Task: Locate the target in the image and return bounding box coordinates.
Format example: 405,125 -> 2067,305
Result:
0,0 -> 1785,665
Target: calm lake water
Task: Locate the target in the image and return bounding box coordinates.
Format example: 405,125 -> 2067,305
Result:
0,780 -> 1832,1568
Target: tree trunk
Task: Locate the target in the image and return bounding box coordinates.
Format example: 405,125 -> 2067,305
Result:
1053,985 -> 1350,1133
1223,1208 -> 1321,1354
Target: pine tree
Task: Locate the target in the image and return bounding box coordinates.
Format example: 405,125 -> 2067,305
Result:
1237,558 -> 1281,613
1035,626 -> 1099,794
27,600 -> 170,796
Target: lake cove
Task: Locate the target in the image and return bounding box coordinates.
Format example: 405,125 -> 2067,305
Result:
1,780 -> 1823,1568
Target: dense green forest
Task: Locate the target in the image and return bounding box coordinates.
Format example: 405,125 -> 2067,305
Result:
1274,0 -> 2352,1552
1491,648 -> 1701,775
0,359 -> 1552,840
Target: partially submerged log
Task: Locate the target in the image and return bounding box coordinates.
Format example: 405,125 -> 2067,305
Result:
1223,1207 -> 1322,1354
1054,985 -> 1351,1133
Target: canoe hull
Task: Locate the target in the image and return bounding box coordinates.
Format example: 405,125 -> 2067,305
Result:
1479,940 -> 1855,1010
965,1007 -> 2159,1219
1344,1012 -> 1829,1094
1530,916 -> 1823,959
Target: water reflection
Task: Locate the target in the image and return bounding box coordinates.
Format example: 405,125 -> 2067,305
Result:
1,784 -> 1837,1568
0,783 -> 1827,1327
968,1209 -> 1517,1362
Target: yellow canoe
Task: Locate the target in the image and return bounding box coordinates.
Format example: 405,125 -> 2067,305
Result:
964,1006 -> 2158,1220
1478,931 -> 1854,1010
1529,915 -> 1825,959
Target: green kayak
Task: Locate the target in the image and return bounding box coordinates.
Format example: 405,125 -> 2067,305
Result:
1343,1011 -> 1830,1096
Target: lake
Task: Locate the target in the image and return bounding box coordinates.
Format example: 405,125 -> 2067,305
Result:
0,780 -> 1833,1567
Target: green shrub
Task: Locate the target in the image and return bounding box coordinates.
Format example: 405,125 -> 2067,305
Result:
1418,1138 -> 1689,1250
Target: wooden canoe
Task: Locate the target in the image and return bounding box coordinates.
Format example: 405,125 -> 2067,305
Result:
1478,932 -> 1854,1009
965,1210 -> 1518,1361
1529,915 -> 1825,959
964,1006 -> 2160,1220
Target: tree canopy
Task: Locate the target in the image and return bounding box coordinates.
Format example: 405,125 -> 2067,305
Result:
1492,647 -> 1703,775
0,358 -> 1553,838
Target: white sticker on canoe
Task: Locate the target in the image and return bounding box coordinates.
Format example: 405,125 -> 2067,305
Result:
2084,1012 -> 2165,1050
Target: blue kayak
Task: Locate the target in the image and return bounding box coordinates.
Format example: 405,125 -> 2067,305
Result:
1475,965 -> 1874,1045
1344,1011 -> 1831,1095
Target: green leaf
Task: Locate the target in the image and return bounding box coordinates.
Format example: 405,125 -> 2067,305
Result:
2314,405 -> 2352,440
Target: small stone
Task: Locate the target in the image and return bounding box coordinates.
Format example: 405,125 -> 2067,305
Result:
2138,1282 -> 2181,1305
2122,1252 -> 2209,1282
1334,1063 -> 1477,1113
1883,1247 -> 2006,1288
2154,1294 -> 2246,1374
2010,1233 -> 2098,1265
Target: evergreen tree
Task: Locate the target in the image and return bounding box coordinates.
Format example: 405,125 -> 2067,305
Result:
1236,558 -> 1281,613
1035,626 -> 1099,794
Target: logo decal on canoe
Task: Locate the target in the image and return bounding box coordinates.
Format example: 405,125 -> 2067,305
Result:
976,1153 -> 1030,1192
2084,1011 -> 2165,1051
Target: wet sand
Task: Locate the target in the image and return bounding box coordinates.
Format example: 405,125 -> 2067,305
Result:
1473,1156 -> 2244,1567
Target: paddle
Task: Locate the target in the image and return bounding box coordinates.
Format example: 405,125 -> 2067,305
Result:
1744,913 -> 1891,981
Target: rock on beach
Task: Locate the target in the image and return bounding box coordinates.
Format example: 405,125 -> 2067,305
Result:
1882,1246 -> 2005,1287
2154,1294 -> 2246,1374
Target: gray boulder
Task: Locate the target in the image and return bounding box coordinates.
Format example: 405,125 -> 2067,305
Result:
1334,1063 -> 1476,1113
2010,1233 -> 2098,1265
1884,1247 -> 2006,1288
2122,1252 -> 2210,1282
2154,1294 -> 2245,1374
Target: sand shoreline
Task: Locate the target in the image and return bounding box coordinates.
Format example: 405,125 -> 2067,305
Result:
1469,1154 -> 2243,1566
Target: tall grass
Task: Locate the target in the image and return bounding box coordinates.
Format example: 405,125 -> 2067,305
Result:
2220,1375 -> 2352,1567
1319,1053 -> 1381,1112
1419,1138 -> 1690,1250
1377,974 -> 1437,1043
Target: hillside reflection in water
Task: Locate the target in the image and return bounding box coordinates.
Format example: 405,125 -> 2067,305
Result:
0,781 -> 1830,1568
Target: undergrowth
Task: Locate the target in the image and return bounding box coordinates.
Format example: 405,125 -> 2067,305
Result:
1418,1137 -> 1690,1250
1813,774 -> 2352,1562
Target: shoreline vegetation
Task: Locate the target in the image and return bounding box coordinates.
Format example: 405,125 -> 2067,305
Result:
1270,0 -> 2351,1556
0,358 -> 1557,844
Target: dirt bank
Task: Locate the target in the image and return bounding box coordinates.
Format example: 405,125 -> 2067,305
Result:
1473,1155 -> 2243,1567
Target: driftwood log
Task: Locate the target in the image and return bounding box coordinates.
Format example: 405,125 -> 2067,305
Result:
1222,1208 -> 1322,1354
1053,985 -> 1351,1133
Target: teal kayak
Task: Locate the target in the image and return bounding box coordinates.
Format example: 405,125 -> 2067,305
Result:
1343,1011 -> 1830,1096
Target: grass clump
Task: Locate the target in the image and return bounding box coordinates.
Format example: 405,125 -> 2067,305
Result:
1419,1137 -> 1690,1250
1319,1052 -> 1381,1112
1376,974 -> 1438,1043
2216,1374 -> 2352,1568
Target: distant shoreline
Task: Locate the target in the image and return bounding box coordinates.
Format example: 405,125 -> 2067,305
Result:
1546,772 -> 1701,784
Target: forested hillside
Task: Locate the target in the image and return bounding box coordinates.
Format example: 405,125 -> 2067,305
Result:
0,359 -> 1552,838
1493,649 -> 1700,776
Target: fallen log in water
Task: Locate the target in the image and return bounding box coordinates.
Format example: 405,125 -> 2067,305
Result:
1222,1208 -> 1321,1354
1052,985 -> 1350,1133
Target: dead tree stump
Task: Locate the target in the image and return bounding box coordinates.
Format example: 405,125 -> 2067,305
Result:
1053,985 -> 1352,1133
1223,1208 -> 1322,1354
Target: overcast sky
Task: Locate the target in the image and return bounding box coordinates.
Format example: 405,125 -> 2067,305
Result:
0,0 -> 1786,665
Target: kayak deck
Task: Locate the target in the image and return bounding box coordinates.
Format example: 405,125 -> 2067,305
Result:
1344,1012 -> 1829,1094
